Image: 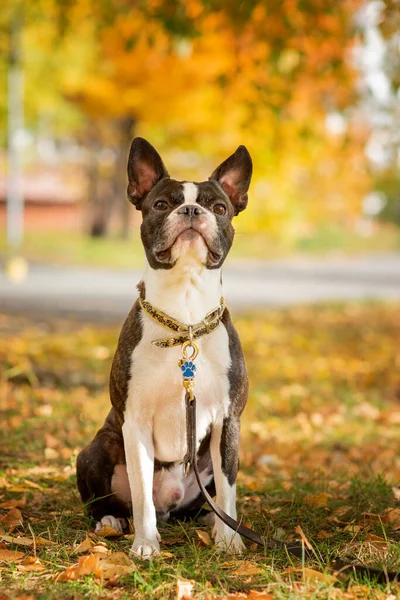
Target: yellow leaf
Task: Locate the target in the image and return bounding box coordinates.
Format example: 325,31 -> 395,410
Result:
176,578 -> 195,599
285,566 -> 337,584
74,537 -> 95,553
0,548 -> 24,561
231,561 -> 264,576
95,525 -> 122,538
195,529 -> 212,546
303,492 -> 332,507
0,534 -> 56,547
99,552 -> 135,580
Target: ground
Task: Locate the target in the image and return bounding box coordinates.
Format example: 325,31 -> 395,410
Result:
0,303 -> 400,599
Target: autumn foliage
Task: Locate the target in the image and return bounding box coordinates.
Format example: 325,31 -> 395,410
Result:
0,0 -> 371,237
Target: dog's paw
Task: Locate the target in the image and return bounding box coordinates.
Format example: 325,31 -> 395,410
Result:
95,515 -> 123,533
213,527 -> 246,554
130,534 -> 160,560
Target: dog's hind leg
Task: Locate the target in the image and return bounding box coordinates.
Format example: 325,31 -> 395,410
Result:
76,411 -> 131,526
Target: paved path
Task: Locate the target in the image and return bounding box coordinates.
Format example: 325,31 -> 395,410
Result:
1,254 -> 399,321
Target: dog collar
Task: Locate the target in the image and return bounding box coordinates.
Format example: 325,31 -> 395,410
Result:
138,297 -> 226,348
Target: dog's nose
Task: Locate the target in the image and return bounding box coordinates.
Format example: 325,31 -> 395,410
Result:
178,204 -> 204,219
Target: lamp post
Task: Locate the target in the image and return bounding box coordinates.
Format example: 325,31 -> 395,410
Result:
7,12 -> 24,249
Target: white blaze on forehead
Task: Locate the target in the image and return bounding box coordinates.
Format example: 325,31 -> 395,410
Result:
182,182 -> 198,204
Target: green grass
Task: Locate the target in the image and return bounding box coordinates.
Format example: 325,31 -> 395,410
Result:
1,303 -> 400,599
1,223 -> 399,270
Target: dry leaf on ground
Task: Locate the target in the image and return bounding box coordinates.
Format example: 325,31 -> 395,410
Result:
195,529 -> 212,546
284,566 -> 337,584
17,557 -> 46,572
0,495 -> 26,509
231,561 -> 264,576
74,536 -> 95,553
95,525 -> 122,538
0,507 -> 23,531
0,548 -> 24,561
247,592 -> 274,599
99,552 -> 135,580
176,578 -> 195,599
303,492 -> 332,507
0,534 -> 56,547
56,553 -> 102,582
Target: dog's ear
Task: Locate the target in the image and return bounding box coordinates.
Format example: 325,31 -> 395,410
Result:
127,138 -> 169,210
209,145 -> 252,215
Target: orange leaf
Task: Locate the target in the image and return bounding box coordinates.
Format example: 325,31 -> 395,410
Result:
0,507 -> 23,530
0,495 -> 26,509
56,553 -> 102,582
285,566 -> 337,584
17,557 -> 46,572
0,548 -> 24,561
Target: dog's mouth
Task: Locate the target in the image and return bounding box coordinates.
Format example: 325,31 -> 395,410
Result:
155,226 -> 222,264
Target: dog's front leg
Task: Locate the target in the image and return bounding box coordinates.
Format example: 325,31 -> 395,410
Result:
210,416 -> 246,554
122,418 -> 160,559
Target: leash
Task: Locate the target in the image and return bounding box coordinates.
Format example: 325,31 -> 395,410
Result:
184,391 -> 399,583
140,297 -> 399,582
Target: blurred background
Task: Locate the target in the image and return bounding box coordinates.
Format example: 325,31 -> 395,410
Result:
1,5 -> 400,595
0,0 -> 400,274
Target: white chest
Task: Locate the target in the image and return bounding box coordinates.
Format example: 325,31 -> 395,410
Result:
124,316 -> 231,463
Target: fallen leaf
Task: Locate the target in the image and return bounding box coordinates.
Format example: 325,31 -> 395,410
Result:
294,525 -> 313,550
17,557 -> 46,572
0,548 -> 24,561
160,551 -> 174,559
384,508 -> 400,529
176,578 -> 195,599
92,544 -> 109,555
247,592 -> 274,599
74,537 -> 95,553
56,553 -> 102,582
95,525 -> 122,538
303,492 -> 332,507
285,566 -> 337,584
99,552 -> 135,580
0,507 -> 23,531
195,529 -> 212,546
0,495 -> 26,509
0,534 -> 56,547
44,448 -> 59,460
231,561 -> 264,576
317,530 -> 334,539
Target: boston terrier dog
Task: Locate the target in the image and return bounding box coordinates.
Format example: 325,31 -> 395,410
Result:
76,138 -> 252,559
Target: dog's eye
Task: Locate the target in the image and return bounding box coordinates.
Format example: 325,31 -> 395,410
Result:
213,203 -> 226,216
154,200 -> 169,211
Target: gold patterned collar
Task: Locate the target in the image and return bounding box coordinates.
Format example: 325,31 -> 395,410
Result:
139,297 -> 226,348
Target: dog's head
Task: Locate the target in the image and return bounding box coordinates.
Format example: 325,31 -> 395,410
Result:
127,138 -> 252,270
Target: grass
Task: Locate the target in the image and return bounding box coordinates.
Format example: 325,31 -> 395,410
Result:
0,223 -> 399,270
0,303 -> 400,599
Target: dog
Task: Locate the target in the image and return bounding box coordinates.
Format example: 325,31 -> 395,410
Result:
76,137 -> 252,559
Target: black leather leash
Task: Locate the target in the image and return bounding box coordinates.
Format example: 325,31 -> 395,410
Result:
184,392 -> 399,583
